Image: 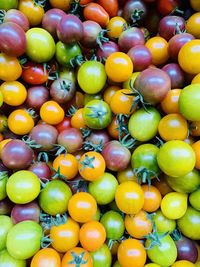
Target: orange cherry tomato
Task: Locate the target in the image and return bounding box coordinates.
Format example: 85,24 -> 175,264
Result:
71,108 -> 86,129
107,16 -> 127,39
97,0 -> 118,17
49,0 -> 71,11
142,184 -> 162,212
107,116 -> 121,140
40,100 -> 65,125
78,151 -> 106,181
50,217 -> 80,253
68,192 -> 97,223
8,109 -> 34,135
110,89 -> 137,115
18,0 -> 44,26
0,81 -> 27,106
103,86 -> 120,104
117,238 -> 147,267
79,221 -> 106,252
53,154 -> 78,180
83,3 -> 109,28
145,36 -> 169,66
105,52 -> 133,82
115,181 -> 144,214
178,40 -> 200,75
186,12 -> 200,38
30,248 -> 61,267
192,140 -> 200,169
125,210 -> 152,239
157,0 -> 180,16
158,113 -> 188,141
160,89 -> 181,114
61,247 -> 93,267
0,53 -> 22,82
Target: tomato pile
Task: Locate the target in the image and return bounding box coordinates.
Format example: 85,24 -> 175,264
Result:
0,0 -> 200,266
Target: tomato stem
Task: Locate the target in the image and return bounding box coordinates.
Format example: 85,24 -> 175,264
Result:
0,9 -> 6,24
83,139 -> 104,152
0,171 -> 8,180
79,154 -> 95,170
68,251 -> 88,267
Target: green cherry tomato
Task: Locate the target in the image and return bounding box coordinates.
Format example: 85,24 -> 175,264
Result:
6,221 -> 42,260
83,100 -> 112,129
88,172 -> 118,205
0,0 -> 18,10
153,209 -> 176,234
84,93 -> 103,105
39,180 -> 72,216
56,41 -> 82,67
90,244 -> 112,267
59,68 -> 76,84
0,250 -> 26,267
0,172 -> 8,201
179,84 -> 200,121
78,61 -> 107,94
189,188 -> 200,210
26,28 -> 56,63
177,206 -> 200,240
100,210 -> 125,240
6,170 -> 40,204
157,140 -> 196,177
0,215 -> 13,251
166,169 -> 200,193
131,144 -> 160,183
161,192 -> 188,220
146,234 -> 177,266
128,107 -> 161,142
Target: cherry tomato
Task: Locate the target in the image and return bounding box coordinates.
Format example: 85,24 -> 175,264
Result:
118,238 -> 147,267
50,217 -> 80,253
8,109 -> 34,135
115,181 -> 144,214
78,151 -> 106,181
157,0 -> 180,16
0,81 -> 27,106
142,185 -> 162,212
49,0 -> 71,11
97,0 -> 118,17
186,12 -> 200,39
40,100 -> 64,125
61,247 -> 93,267
105,52 -> 133,82
161,89 -> 181,114
22,62 -> 49,85
145,36 -> 169,66
107,16 -> 127,39
18,0 -> 44,26
79,221 -> 106,252
0,53 -> 22,82
83,3 -> 109,28
31,248 -> 61,267
68,192 -> 97,223
192,140 -> 200,169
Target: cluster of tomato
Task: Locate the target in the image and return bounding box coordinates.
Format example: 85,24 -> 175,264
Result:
0,0 -> 200,266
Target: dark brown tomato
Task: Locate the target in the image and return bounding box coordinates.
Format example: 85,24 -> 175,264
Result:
127,45 -> 152,71
29,162 -> 52,181
97,41 -> 119,59
26,86 -> 49,110
123,0 -> 147,24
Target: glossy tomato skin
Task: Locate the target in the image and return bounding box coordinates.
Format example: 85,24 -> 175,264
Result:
157,140 -> 196,177
146,234 -> 177,266
162,63 -> 185,89
6,170 -> 40,204
97,0 -> 118,17
90,244 -> 112,267
22,62 -> 48,85
2,9 -> 29,31
189,188 -> 200,211
30,248 -> 61,267
0,22 -> 26,57
26,28 -> 56,63
88,172 -> 118,205
153,209 -> 176,233
6,221 -> 43,260
39,180 -> 72,216
83,3 -> 109,27
83,100 -> 111,130
100,210 -> 124,240
128,107 -> 161,142
0,53 -> 22,82
177,207 -> 200,240
0,215 -> 13,251
179,84 -> 200,121
0,249 -> 26,267
157,0 -> 180,16
26,86 -> 49,110
78,61 -> 107,94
